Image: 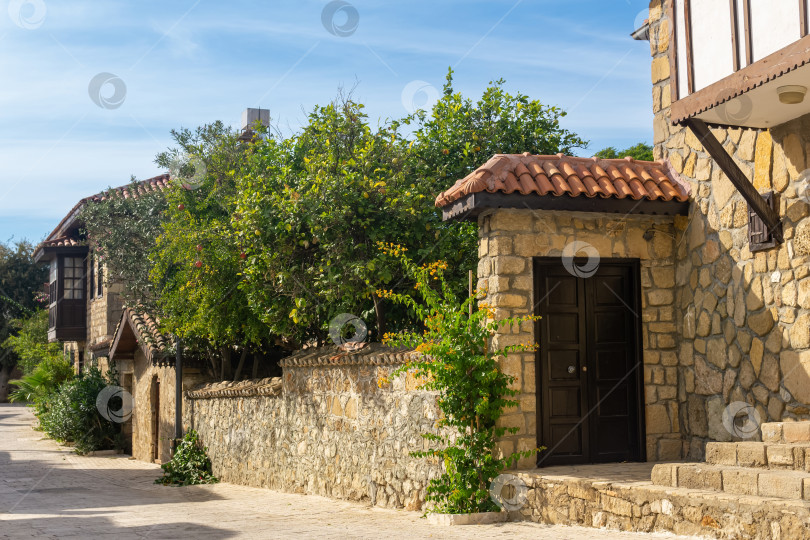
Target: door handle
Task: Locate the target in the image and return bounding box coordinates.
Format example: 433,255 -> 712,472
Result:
582,366 -> 588,372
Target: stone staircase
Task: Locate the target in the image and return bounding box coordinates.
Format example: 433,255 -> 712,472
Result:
652,421 -> 810,502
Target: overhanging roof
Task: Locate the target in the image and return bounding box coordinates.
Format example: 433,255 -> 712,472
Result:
435,153 -> 690,221
671,34 -> 810,129
33,174 -> 171,262
109,308 -> 171,364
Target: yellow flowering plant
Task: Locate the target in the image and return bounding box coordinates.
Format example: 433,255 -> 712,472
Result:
378,244 -> 540,514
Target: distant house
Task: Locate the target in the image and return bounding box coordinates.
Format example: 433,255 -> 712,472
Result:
33,175 -> 206,463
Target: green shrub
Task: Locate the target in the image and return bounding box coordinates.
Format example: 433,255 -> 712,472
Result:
9,355 -> 74,415
39,365 -> 123,454
379,245 -> 539,514
155,430 -> 219,486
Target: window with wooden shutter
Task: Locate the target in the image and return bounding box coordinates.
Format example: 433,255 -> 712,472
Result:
97,264 -> 103,297
748,191 -> 780,252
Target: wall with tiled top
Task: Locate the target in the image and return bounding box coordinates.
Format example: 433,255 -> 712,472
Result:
649,0 -> 810,460
184,347 -> 446,510
478,209 -> 682,463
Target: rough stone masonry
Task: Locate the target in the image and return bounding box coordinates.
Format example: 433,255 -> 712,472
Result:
184,344 -> 446,510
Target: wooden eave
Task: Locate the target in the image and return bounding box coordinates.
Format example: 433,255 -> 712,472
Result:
441,192 -> 690,221
33,244 -> 88,263
670,34 -> 810,128
109,311 -> 153,363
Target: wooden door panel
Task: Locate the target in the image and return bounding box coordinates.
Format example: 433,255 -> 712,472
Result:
550,388 -> 581,417
593,311 -> 626,343
593,418 -> 630,453
537,265 -> 589,465
595,348 -> 628,380
546,275 -> 579,306
587,265 -> 641,463
595,385 -> 629,416
547,314 -> 580,343
550,424 -> 583,455
549,350 -> 580,380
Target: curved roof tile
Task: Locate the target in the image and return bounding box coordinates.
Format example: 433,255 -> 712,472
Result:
435,154 -> 690,208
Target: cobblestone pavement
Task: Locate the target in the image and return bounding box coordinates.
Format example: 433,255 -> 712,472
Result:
0,405 -> 697,539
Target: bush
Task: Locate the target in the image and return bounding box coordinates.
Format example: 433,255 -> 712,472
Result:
39,365 -> 123,454
379,245 -> 539,514
9,355 -> 74,415
155,430 -> 218,486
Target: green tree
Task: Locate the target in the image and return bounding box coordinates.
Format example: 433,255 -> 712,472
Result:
235,95 -> 431,346
234,73 -> 586,347
83,72 -> 587,376
409,68 -> 587,185
0,240 -> 48,402
9,355 -> 74,412
79,177 -> 168,313
38,364 -> 123,454
594,142 -> 654,161
2,309 -> 63,375
151,122 -> 277,378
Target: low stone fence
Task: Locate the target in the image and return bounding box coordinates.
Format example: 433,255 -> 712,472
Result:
183,344 -> 445,509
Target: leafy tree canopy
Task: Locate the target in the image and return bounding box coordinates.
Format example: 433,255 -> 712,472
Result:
80,68 -> 587,370
0,240 -> 48,401
80,176 -> 167,314
594,142 -> 654,161
3,309 -> 63,375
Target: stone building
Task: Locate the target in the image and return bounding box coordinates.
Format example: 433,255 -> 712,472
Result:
435,0 -> 810,471
33,175 -> 205,463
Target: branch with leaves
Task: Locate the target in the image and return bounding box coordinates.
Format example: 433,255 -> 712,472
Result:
378,244 -> 541,514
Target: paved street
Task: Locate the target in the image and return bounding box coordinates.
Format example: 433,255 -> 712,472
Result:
0,405 -> 695,539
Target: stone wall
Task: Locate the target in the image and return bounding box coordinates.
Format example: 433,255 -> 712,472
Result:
477,209 -> 682,463
648,0 -> 810,459
513,468 -> 810,539
183,345 -> 444,510
86,268 -> 124,352
63,265 -> 125,373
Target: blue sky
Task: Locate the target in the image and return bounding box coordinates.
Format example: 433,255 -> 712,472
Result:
0,0 -> 655,244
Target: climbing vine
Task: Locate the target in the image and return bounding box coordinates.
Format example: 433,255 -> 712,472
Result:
378,244 -> 539,514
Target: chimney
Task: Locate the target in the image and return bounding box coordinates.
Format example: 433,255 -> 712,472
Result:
240,108 -> 270,140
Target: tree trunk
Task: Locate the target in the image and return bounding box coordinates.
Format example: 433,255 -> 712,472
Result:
372,293 -> 386,341
220,347 -> 232,380
251,353 -> 259,379
0,363 -> 15,403
207,351 -> 218,379
233,348 -> 248,381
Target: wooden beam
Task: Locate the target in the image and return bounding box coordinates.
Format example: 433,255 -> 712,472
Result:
683,0 -> 695,93
801,0 -> 808,37
730,0 -> 741,71
441,192 -> 690,221
684,119 -> 782,242
668,0 -> 680,103
742,0 -> 753,65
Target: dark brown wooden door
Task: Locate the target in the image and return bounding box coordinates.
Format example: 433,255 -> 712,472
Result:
534,258 -> 644,466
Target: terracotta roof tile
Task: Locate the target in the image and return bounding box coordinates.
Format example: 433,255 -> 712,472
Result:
435,154 -> 690,208
35,174 -> 171,258
89,174 -> 171,204
39,236 -> 82,248
109,308 -> 171,363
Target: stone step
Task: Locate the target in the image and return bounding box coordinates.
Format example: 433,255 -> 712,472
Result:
652,462 -> 810,501
706,441 -> 810,472
761,421 -> 810,443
